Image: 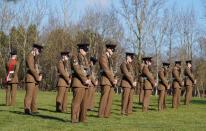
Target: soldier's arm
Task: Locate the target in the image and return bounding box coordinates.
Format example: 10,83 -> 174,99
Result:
185,68 -> 195,83
120,62 -> 133,85
158,70 -> 168,88
14,61 -> 20,77
58,61 -> 70,82
173,68 -> 182,85
139,64 -> 144,74
27,55 -> 40,81
90,75 -> 96,85
71,55 -> 88,84
143,66 -> 155,86
99,55 -> 115,83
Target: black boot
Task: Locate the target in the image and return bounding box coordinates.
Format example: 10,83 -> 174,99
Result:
56,102 -> 62,112
24,108 -> 32,115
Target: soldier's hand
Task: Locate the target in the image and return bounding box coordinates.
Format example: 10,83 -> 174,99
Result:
113,79 -> 117,85
133,82 -> 137,87
181,81 -> 184,87
38,75 -> 43,81
167,84 -> 171,90
95,80 -> 98,86
85,79 -> 91,86
154,82 -> 157,87
194,80 -> 197,85
68,78 -> 71,84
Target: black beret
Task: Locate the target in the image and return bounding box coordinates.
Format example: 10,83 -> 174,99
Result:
175,61 -> 181,64
10,49 -> 17,55
162,62 -> 170,66
105,40 -> 116,49
142,57 -> 152,61
186,60 -> 192,64
61,51 -> 70,56
77,43 -> 89,52
126,52 -> 135,59
33,43 -> 43,52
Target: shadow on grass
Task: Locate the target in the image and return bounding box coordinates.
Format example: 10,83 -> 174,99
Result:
149,104 -> 157,107
33,114 -> 67,122
10,110 -> 68,122
111,111 -> 121,116
113,108 -> 121,112
38,108 -> 71,114
133,106 -> 142,110
88,114 -> 99,118
87,109 -> 98,113
0,104 -> 6,106
192,99 -> 206,105
38,108 -> 58,113
0,110 -> 7,112
149,108 -> 157,111
113,103 -> 121,107
10,110 -> 26,115
114,99 -> 121,103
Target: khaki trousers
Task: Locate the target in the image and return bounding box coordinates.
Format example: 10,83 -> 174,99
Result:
24,83 -> 39,112
98,85 -> 114,118
121,87 -> 134,115
87,86 -> 96,110
56,86 -> 68,112
71,87 -> 89,123
139,83 -> 144,104
172,88 -> 181,109
184,85 -> 193,105
142,89 -> 152,112
158,89 -> 167,111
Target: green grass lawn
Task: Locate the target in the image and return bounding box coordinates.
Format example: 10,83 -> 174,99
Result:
0,89 -> 206,131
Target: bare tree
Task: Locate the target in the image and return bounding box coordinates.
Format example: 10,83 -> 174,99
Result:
148,10 -> 169,95
176,8 -> 199,61
115,0 -> 165,61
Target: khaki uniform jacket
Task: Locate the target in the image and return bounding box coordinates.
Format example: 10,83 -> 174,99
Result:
99,53 -> 115,86
89,65 -> 96,87
139,63 -> 144,84
184,67 -> 195,86
26,53 -> 40,83
120,61 -> 134,88
71,53 -> 89,88
6,59 -> 20,84
158,67 -> 169,90
172,66 -> 182,89
142,65 -> 155,90
57,60 -> 70,87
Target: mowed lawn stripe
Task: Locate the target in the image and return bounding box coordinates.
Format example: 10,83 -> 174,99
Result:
0,89 -> 206,131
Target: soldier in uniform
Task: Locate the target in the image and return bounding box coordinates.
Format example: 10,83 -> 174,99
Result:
24,43 -> 43,115
158,62 -> 170,111
71,43 -> 91,123
120,52 -> 136,115
56,51 -> 71,112
139,61 -> 145,105
87,56 -> 98,111
5,49 -> 20,106
142,57 -> 156,112
184,60 -> 196,105
98,41 -> 117,118
172,61 -> 183,109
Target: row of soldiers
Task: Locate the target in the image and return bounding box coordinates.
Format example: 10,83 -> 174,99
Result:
4,41 -> 196,123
